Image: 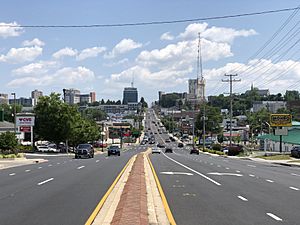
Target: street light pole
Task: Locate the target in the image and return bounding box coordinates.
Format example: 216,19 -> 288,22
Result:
11,93 -> 16,134
102,122 -> 104,152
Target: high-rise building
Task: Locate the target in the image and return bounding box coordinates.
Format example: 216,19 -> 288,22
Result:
188,78 -> 205,100
0,94 -> 8,105
9,97 -> 33,107
80,94 -> 91,104
123,87 -> 138,104
90,92 -> 96,103
63,88 -> 80,105
31,89 -> 43,106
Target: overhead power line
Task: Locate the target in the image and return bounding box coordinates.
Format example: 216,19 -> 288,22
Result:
0,7 -> 299,28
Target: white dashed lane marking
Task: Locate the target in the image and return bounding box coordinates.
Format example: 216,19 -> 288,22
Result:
291,173 -> 300,177
249,174 -> 255,177
37,178 -> 54,186
77,166 -> 85,170
289,186 -> 299,191
25,170 -> 31,172
9,173 -> 16,176
266,213 -> 282,221
266,179 -> 274,183
247,164 -> 256,168
237,196 -> 248,201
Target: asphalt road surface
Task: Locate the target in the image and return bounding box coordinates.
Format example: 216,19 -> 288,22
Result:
0,146 -> 146,225
147,109 -> 300,225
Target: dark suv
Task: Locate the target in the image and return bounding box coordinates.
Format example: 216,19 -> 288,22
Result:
107,145 -> 121,156
291,146 -> 300,158
75,144 -> 94,159
190,147 -> 199,155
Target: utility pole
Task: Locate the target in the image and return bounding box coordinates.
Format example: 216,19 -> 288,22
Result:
222,74 -> 241,146
11,93 -> 16,134
101,122 -> 104,152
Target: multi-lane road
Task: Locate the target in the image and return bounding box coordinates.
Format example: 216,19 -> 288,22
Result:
0,147 -> 146,225
147,109 -> 300,225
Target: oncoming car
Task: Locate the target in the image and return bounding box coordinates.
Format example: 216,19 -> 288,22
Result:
107,145 -> 121,156
75,144 -> 94,159
151,147 -> 161,154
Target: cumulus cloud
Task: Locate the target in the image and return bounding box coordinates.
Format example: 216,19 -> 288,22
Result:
103,58 -> 129,67
178,23 -> 257,43
160,32 -> 174,41
52,47 -> 78,59
105,38 -> 142,59
0,22 -> 23,38
22,38 -> 45,47
0,46 -> 42,63
12,61 -> 58,75
76,46 -> 106,61
8,66 -> 95,87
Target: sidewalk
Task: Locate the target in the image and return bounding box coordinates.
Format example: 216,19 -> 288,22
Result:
0,158 -> 48,170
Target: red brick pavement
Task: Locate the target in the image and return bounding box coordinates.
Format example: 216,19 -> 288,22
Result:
111,153 -> 148,225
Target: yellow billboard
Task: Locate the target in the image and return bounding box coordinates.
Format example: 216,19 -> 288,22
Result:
270,114 -> 292,127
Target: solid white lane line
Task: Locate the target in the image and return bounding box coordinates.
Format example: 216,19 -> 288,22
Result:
291,173 -> 300,177
25,169 -> 31,172
96,160 -> 100,163
77,166 -> 85,170
247,164 -> 256,168
266,213 -> 282,221
249,174 -> 255,177
237,196 -> 248,201
162,153 -> 221,186
266,179 -> 274,183
9,173 -> 16,176
38,178 -> 54,186
289,186 -> 299,191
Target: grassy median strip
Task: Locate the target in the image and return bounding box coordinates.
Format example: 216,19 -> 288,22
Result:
84,156 -> 135,225
147,154 -> 177,225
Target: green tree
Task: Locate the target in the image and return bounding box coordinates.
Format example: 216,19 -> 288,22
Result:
0,103 -> 22,123
0,132 -> 18,154
140,97 -> 148,108
82,108 -> 107,122
195,104 -> 222,135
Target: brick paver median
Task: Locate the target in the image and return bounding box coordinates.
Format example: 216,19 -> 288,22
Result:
111,153 -> 148,225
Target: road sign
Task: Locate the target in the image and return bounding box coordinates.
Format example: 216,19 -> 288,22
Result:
270,114 -> 292,127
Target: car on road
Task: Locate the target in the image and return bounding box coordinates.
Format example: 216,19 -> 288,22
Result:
190,147 -> 199,155
152,147 -> 161,154
165,139 -> 170,143
291,146 -> 300,158
178,142 -> 184,148
165,147 -> 173,153
75,144 -> 94,159
107,145 -> 121,156
157,143 -> 165,148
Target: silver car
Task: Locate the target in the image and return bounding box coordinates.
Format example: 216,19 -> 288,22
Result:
151,147 -> 161,154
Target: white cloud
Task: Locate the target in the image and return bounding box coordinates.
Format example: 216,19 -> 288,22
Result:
0,46 -> 42,63
178,23 -> 208,40
103,58 -> 129,67
178,23 -> 257,43
52,47 -> 77,59
160,32 -> 174,41
76,46 -> 106,61
0,22 -> 23,38
12,61 -> 58,75
8,66 -> 95,88
22,38 -> 45,47
105,38 -> 142,59
203,26 -> 257,43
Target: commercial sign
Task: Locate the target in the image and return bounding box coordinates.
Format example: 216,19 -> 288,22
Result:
270,114 -> 292,127
16,116 -> 35,127
19,126 -> 31,132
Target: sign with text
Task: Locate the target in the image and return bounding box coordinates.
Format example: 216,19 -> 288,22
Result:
19,126 -> 31,132
16,116 -> 35,126
270,114 -> 292,127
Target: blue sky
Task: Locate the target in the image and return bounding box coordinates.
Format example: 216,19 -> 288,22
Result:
1,0 -> 300,103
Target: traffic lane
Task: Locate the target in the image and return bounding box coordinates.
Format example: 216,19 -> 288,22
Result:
174,148 -> 300,189
150,152 -> 276,225
167,151 -> 300,224
0,150 -> 137,225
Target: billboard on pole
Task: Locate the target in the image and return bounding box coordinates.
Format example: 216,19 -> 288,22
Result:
270,114 -> 292,127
